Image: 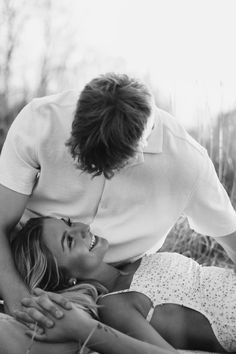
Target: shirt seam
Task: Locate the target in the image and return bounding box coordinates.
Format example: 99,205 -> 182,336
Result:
0,174 -> 32,195
32,90 -> 78,109
30,100 -> 44,165
164,125 -> 206,156
181,150 -> 208,216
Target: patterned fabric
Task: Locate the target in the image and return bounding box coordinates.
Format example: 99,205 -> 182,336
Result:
106,253 -> 236,352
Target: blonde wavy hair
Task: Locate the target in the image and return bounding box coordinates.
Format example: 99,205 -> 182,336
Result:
10,217 -> 107,319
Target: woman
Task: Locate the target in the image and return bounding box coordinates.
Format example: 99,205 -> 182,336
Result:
11,217 -> 236,353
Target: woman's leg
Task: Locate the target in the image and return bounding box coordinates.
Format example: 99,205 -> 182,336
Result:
0,312 -> 81,354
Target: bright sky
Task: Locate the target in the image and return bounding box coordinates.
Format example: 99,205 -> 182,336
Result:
72,0 -> 236,81
10,0 -> 236,128
68,0 -> 236,127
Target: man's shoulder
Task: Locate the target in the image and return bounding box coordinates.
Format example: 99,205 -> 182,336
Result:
149,108 -> 208,182
9,90 -> 79,143
26,90 -> 79,133
31,90 -> 79,111
157,107 -> 206,157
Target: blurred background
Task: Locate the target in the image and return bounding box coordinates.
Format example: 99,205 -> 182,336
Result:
1,0 -> 236,266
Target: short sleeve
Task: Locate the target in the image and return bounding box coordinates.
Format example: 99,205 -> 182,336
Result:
0,102 -> 40,195
184,151 -> 236,237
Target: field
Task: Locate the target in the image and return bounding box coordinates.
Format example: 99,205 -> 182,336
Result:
158,108 -> 236,269
161,216 -> 234,268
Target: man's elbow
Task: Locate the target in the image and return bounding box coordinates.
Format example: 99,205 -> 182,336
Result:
215,230 -> 236,264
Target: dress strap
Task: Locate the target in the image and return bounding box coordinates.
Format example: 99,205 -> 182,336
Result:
101,289 -> 130,299
146,305 -> 155,322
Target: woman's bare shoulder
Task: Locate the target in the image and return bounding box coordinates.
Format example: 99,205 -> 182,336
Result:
98,291 -> 151,326
98,291 -> 137,310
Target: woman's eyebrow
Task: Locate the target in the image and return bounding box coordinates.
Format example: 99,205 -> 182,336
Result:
61,231 -> 67,251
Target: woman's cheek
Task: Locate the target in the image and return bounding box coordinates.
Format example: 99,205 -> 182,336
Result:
72,254 -> 98,275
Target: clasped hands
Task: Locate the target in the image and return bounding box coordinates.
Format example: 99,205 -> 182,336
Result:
13,288 -> 94,343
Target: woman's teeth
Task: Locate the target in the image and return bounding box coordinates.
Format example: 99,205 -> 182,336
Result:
89,234 -> 96,251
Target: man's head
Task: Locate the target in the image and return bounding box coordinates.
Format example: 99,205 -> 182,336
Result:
66,73 -> 153,178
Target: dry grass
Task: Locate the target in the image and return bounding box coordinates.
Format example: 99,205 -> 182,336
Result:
160,216 -> 234,268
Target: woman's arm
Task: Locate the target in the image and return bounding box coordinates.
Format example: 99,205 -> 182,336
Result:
80,319 -> 178,354
26,304 -> 177,354
98,294 -> 176,352
0,186 -> 30,314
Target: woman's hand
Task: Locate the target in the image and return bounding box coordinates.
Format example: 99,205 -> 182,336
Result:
25,301 -> 96,343
13,288 -> 72,330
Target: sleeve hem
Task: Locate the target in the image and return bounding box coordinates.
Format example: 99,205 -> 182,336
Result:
209,222 -> 236,238
0,176 -> 32,196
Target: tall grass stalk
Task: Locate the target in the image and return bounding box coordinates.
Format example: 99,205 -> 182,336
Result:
218,113 -> 224,182
161,217 -> 234,269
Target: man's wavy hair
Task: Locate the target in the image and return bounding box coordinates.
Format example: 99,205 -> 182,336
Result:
10,217 -> 107,319
66,73 -> 152,179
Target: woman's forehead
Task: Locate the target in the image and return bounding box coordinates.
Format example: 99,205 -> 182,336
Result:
42,218 -> 67,249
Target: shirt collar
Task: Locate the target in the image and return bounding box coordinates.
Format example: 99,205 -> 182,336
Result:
143,106 -> 163,154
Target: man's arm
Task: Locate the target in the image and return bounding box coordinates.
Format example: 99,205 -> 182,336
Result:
0,185 -> 72,327
0,184 -> 30,313
214,230 -> 236,265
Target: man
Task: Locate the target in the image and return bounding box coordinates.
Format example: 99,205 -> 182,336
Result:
0,73 -> 236,327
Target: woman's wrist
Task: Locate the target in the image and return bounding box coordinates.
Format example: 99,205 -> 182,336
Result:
71,315 -> 98,342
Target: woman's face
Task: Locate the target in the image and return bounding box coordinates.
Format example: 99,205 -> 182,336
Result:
42,218 -> 109,279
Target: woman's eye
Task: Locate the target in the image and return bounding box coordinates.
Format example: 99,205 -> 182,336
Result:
67,235 -> 73,249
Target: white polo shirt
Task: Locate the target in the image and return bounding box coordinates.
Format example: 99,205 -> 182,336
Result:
0,90 -> 236,263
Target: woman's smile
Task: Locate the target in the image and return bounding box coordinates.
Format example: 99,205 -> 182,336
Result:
89,234 -> 97,251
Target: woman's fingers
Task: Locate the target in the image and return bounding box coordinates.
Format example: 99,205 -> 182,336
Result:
17,305 -> 55,329
36,294 -> 64,318
22,294 -> 64,320
13,310 -> 45,335
26,307 -> 54,328
32,288 -> 45,296
13,309 -> 36,325
21,297 -> 36,307
33,288 -> 72,310
20,289 -> 72,328
25,329 -> 47,342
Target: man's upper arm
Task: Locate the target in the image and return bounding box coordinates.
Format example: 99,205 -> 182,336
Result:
215,230 -> 236,264
0,102 -> 40,196
0,184 -> 28,233
184,150 -> 236,237
98,295 -> 174,351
